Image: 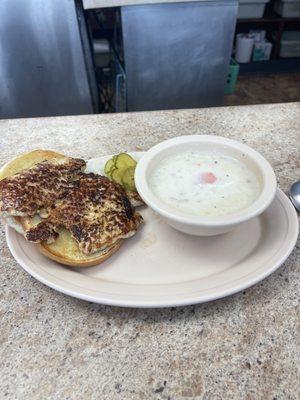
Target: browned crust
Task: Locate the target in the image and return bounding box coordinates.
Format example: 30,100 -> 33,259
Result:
0,157 -> 86,217
38,240 -> 123,268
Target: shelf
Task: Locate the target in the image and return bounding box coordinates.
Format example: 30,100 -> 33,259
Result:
237,16 -> 300,24
235,8 -> 300,68
239,58 -> 300,74
237,10 -> 300,24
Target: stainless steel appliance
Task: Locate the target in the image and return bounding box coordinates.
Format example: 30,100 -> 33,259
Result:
121,1 -> 238,111
0,0 -> 98,119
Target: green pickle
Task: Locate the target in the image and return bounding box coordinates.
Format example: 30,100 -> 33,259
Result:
122,166 -> 136,191
115,153 -> 137,170
104,153 -> 137,191
111,168 -> 124,185
104,159 -> 115,175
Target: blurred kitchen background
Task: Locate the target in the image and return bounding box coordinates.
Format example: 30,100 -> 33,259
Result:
1,0 -> 300,119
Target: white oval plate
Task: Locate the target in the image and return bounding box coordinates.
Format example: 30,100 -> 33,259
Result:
6,153 -> 299,308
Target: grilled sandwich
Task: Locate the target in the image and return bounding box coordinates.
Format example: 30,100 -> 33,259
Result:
0,150 -> 143,267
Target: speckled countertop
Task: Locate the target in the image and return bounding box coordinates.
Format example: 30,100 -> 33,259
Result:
0,103 -> 299,400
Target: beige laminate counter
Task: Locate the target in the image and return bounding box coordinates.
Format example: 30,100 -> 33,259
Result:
0,103 -> 299,400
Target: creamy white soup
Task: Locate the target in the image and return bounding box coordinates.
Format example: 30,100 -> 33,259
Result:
149,150 -> 261,217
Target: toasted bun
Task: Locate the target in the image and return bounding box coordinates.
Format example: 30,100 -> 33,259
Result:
0,149 -> 66,181
38,228 -> 122,267
1,150 -> 122,267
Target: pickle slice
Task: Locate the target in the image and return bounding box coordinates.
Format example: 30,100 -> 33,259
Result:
104,153 -> 138,189
115,153 -> 137,170
111,168 -> 124,185
104,159 -> 115,175
107,166 -> 117,179
121,166 -> 136,191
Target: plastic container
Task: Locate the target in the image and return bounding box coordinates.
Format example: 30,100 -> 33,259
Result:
274,0 -> 300,17
253,41 -> 273,61
238,0 -> 270,18
225,59 -> 240,95
279,31 -> 300,58
249,29 -> 266,42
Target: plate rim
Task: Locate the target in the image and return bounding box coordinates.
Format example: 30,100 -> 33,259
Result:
5,154 -> 299,308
